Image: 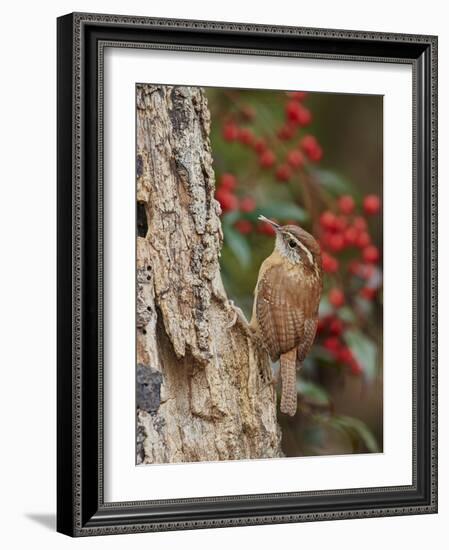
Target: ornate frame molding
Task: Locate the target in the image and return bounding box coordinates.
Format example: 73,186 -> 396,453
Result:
57,12 -> 437,536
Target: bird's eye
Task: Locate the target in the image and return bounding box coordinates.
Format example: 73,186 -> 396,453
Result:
288,240 -> 297,249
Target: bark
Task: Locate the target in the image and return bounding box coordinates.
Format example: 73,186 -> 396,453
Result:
136,84 -> 282,464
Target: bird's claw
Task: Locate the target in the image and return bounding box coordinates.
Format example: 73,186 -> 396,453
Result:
226,300 -> 247,328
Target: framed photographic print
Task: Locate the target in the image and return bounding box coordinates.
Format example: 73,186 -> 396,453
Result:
57,12 -> 438,536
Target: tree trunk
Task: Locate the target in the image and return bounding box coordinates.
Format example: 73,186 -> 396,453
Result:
136,84 -> 282,464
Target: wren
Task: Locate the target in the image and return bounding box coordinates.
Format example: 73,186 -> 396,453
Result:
251,216 -> 323,416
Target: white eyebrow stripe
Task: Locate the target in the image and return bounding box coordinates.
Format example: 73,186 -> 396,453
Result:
297,241 -> 314,264
286,233 -> 314,265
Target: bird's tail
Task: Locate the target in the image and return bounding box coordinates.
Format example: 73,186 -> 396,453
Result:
280,349 -> 297,416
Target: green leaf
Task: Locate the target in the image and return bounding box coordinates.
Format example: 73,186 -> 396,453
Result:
318,295 -> 333,317
256,202 -> 309,223
337,306 -> 357,323
343,329 -> 377,382
309,168 -> 355,195
222,224 -> 251,268
221,211 -> 240,225
297,380 -> 330,406
332,415 -> 380,453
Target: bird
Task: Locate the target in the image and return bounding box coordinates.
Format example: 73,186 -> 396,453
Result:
250,215 -> 323,416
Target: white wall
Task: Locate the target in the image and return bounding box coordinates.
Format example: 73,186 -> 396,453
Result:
0,1 -> 445,548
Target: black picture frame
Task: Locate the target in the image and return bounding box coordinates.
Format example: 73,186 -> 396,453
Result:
57,12 -> 438,537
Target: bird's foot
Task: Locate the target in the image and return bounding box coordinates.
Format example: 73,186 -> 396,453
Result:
226,300 -> 252,334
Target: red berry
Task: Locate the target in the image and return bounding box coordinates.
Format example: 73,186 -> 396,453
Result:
286,101 -> 312,126
238,127 -> 255,146
287,149 -> 305,169
328,233 -> 345,252
240,196 -> 256,213
319,211 -> 338,231
324,336 -> 341,355
360,287 -> 377,300
363,245 -> 380,263
300,134 -> 318,151
338,346 -> 353,364
277,124 -> 296,140
234,219 -> 252,234
259,150 -> 276,168
296,104 -> 312,126
253,138 -> 267,153
223,123 -> 239,142
335,216 -> 348,231
349,360 -> 363,376
275,164 -> 292,182
215,188 -> 238,213
300,135 -> 323,162
338,195 -> 355,215
322,252 -> 339,273
308,144 -> 323,162
355,231 -> 371,248
341,348 -> 362,375
353,216 -> 367,231
329,288 -> 345,308
329,317 -> 343,336
344,226 -> 358,246
257,220 -> 277,236
220,173 -> 237,191
286,100 -> 301,122
363,194 -> 381,215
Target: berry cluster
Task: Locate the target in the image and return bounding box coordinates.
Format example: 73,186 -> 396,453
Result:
317,316 -> 362,375
215,173 -> 253,214
215,173 -> 239,213
215,173 -> 277,236
318,193 -> 381,312
312,193 -> 382,377
221,92 -> 323,185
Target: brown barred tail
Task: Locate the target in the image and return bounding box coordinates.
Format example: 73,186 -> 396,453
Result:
280,349 -> 297,416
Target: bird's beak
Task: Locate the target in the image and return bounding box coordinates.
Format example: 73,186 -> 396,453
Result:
258,215 -> 280,231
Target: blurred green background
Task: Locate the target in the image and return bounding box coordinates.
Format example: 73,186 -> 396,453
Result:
206,87 -> 383,457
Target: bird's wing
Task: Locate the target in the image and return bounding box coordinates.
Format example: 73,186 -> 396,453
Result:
256,264 -> 305,360
297,318 -> 318,363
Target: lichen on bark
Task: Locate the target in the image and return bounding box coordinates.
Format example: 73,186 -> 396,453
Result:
136,84 -> 282,464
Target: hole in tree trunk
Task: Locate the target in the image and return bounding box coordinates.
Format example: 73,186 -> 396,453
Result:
137,201 -> 148,238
